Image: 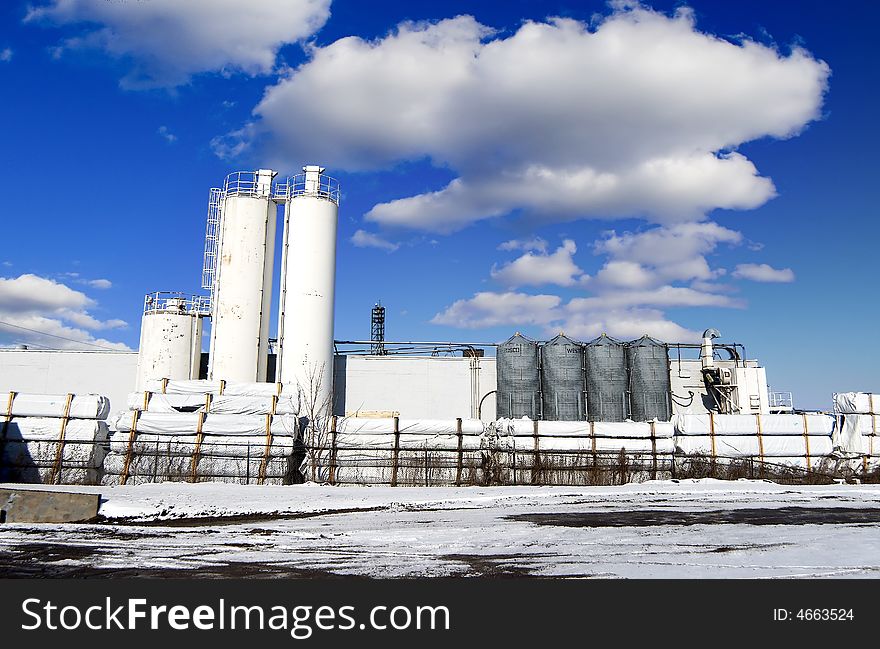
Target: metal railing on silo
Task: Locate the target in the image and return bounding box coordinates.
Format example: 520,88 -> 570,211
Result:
496,333 -> 541,419
626,335 -> 672,422
541,334 -> 585,421
584,334 -> 627,422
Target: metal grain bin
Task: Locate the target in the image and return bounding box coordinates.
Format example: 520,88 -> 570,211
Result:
496,333 -> 541,419
541,334 -> 585,421
626,335 -> 672,422
584,334 -> 627,422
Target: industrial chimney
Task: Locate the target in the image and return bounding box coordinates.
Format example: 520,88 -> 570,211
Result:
276,165 -> 340,416
206,169 -> 278,382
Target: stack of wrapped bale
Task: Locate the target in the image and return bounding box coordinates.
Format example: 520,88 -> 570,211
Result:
1,392 -> 109,485
833,392 -> 880,473
492,418 -> 675,484
673,413 -> 836,472
102,379 -> 303,485
314,417 -> 485,485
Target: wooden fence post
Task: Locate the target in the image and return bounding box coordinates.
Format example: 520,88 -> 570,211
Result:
455,417 -> 463,486
328,416 -> 338,485
390,416 -> 400,487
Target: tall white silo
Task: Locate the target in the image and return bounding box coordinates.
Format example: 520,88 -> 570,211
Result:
135,293 -> 207,391
277,165 -> 340,415
207,169 -> 278,382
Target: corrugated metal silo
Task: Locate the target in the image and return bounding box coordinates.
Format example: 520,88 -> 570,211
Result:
541,334 -> 585,421
496,333 -> 540,419
626,335 -> 672,421
584,334 -> 627,422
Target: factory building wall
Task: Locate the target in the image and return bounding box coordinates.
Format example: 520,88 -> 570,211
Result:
334,355 -> 497,420
0,349 -> 138,418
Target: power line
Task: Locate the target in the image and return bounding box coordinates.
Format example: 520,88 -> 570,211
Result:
0,319 -> 122,351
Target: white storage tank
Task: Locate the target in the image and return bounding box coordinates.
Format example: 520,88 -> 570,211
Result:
135,292 -> 207,391
276,165 -> 340,417
207,169 -> 278,382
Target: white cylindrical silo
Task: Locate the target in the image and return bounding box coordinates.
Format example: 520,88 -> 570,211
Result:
135,293 -> 205,391
277,166 -> 340,417
208,170 -> 278,382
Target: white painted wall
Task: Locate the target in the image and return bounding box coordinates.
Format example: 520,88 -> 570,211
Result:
334,355 -> 497,420
0,349 -> 138,419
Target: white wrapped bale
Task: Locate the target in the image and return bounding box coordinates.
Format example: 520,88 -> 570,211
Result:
113,412 -> 300,437
674,413 -> 835,436
674,434 -> 833,458
3,392 -> 110,420
143,379 -> 291,398
1,417 -> 107,485
107,431 -> 298,458
102,453 -> 294,481
337,418 -> 485,435
497,419 -> 674,439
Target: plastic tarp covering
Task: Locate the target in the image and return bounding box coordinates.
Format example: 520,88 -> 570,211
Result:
674,435 -> 833,458
333,433 -> 483,451
834,392 -> 880,414
496,419 -> 674,439
107,432 -> 298,458
143,379 -> 291,398
674,414 -> 835,436
102,454 -> 293,480
125,393 -> 301,416
835,414 -> 879,455
113,412 -> 300,437
3,392 -> 110,420
337,418 -> 485,435
1,417 -> 107,484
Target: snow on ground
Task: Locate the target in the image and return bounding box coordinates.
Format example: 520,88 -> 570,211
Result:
2,480 -> 880,578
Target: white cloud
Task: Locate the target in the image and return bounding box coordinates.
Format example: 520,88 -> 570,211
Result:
592,221 -> 741,289
0,48 -> 12,62
732,263 -> 795,283
88,278 -> 112,289
230,6 -> 828,232
431,292 -> 562,329
558,307 -> 701,342
498,237 -> 548,253
491,239 -> 586,287
0,274 -> 129,350
350,229 -> 400,252
432,222 -> 747,342
157,126 -> 177,144
26,0 -> 332,88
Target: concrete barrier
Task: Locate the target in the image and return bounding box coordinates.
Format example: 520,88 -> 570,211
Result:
0,488 -> 100,523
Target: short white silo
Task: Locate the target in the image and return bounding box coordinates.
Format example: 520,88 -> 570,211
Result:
135,292 -> 207,391
276,166 -> 340,415
207,170 -> 278,382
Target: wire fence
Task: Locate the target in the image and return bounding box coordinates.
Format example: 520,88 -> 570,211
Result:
2,433 -> 876,487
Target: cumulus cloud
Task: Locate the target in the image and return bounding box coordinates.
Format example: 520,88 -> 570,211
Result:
433,221 -> 748,342
350,229 -> 399,252
88,278 -> 112,289
732,263 -> 795,282
0,48 -> 12,62
228,5 -> 828,232
0,274 -> 129,350
26,0 -> 332,88
491,239 -> 586,288
431,292 -> 562,329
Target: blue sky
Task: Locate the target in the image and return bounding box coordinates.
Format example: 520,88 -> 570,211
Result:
0,0 -> 877,409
